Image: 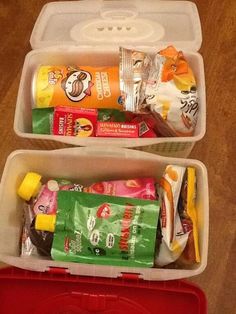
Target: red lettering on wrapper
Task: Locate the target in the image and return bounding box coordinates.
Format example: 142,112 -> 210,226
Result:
119,204 -> 134,254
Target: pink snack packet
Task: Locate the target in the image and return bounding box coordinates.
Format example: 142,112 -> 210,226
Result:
33,179 -> 83,215
84,178 -> 157,200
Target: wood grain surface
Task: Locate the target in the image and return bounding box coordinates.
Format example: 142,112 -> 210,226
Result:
0,1 -> 235,313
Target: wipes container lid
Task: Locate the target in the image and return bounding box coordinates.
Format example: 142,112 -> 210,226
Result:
30,0 -> 202,51
0,267 -> 207,313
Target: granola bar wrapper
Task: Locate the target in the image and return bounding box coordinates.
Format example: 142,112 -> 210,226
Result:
145,46 -> 199,137
120,47 -> 152,113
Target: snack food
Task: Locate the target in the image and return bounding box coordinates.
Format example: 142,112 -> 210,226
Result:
31,46 -> 199,138
96,121 -> 151,138
96,121 -> 138,138
35,191 -> 160,267
155,165 -> 186,266
155,165 -> 200,266
18,173 -> 83,257
33,65 -> 122,110
32,179 -> 83,215
84,178 -> 157,200
18,170 -> 199,268
53,106 -> 97,137
145,46 -> 199,136
120,47 -> 152,113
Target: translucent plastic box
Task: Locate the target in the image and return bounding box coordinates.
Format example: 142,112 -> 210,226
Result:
14,0 -> 206,157
0,147 -> 209,281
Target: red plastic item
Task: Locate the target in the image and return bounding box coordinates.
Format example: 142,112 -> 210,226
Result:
0,267 -> 207,314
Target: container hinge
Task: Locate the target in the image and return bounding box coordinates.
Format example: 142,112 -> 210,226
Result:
47,267 -> 68,275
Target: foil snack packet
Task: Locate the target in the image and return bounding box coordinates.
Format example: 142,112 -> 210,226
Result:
120,47 -> 152,113
145,46 -> 199,136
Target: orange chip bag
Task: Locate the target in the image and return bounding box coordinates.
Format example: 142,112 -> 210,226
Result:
34,65 -> 123,110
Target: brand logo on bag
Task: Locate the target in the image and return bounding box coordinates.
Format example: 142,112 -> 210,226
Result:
48,70 -> 63,85
61,68 -> 94,102
97,203 -> 111,219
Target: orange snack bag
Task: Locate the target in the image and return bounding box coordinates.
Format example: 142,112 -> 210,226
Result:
146,46 -> 199,137
34,65 -> 123,110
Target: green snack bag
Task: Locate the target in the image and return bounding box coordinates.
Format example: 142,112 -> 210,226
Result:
98,109 -> 126,122
51,191 -> 159,267
32,108 -> 54,134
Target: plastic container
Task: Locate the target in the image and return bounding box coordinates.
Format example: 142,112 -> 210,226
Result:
0,147 -> 209,281
14,0 -> 206,158
0,266 -> 207,314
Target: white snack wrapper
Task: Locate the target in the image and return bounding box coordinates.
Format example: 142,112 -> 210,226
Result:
155,165 -> 190,266
145,47 -> 199,137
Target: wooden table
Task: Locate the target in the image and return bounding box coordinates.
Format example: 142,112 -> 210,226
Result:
0,1 -> 235,313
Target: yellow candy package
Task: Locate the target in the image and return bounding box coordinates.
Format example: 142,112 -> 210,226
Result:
145,46 -> 199,137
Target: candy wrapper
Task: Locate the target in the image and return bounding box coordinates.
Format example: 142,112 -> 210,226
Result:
120,47 -> 152,113
145,46 -> 199,136
155,165 -> 200,266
